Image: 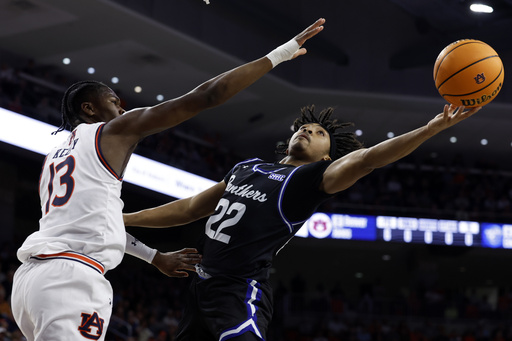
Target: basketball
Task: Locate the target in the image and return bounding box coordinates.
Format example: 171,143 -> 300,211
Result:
433,39 -> 504,107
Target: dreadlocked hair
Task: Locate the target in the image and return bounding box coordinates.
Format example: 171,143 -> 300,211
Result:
53,80 -> 109,134
275,105 -> 363,160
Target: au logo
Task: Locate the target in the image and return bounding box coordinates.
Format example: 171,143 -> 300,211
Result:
474,73 -> 485,84
78,312 -> 105,340
307,212 -> 332,239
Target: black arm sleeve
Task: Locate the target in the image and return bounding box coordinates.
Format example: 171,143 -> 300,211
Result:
281,160 -> 335,222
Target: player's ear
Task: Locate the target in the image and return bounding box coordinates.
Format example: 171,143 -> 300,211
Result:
81,102 -> 94,116
322,155 -> 331,161
285,149 -> 289,155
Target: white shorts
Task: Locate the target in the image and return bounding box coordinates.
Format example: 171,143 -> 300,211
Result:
12,255 -> 113,341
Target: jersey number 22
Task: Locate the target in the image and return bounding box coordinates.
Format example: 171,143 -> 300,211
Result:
205,198 -> 246,244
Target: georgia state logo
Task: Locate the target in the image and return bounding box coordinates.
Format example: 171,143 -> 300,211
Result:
307,213 -> 332,239
78,312 -> 105,340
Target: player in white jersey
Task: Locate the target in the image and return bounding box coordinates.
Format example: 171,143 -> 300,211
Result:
20,123 -> 126,269
10,19 -> 325,341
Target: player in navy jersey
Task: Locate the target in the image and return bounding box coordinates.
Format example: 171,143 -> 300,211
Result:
124,103 -> 481,340
11,18 -> 325,341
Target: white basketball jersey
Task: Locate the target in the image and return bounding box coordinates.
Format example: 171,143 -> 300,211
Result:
17,122 -> 126,271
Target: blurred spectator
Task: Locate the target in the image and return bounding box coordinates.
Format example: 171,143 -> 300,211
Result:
0,285 -> 12,321
35,96 -> 60,124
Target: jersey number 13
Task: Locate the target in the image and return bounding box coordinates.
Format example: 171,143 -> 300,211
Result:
44,156 -> 76,214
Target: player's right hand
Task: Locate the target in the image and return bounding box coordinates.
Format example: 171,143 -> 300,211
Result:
151,248 -> 202,278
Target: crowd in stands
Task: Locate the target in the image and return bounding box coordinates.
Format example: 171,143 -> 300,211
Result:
0,243 -> 22,341
320,159 -> 512,224
3,51 -> 512,340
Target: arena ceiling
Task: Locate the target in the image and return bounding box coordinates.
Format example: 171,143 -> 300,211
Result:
1,0 -> 512,167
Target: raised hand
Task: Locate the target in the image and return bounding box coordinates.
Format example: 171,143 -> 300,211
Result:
427,104 -> 482,134
292,18 -> 326,59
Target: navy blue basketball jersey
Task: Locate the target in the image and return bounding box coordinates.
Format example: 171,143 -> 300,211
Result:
199,158 -> 333,281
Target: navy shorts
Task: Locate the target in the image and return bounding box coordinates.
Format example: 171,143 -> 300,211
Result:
176,274 -> 273,341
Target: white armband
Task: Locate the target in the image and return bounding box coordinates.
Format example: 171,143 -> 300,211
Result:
265,39 -> 300,68
125,232 -> 157,264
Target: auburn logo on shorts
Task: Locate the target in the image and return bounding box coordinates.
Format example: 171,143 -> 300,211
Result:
78,312 -> 105,340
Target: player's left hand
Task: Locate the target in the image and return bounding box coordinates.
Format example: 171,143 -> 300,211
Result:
151,248 -> 202,278
292,18 -> 325,59
427,104 -> 482,134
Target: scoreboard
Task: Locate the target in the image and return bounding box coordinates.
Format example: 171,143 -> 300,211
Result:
376,216 -> 480,246
297,212 -> 512,249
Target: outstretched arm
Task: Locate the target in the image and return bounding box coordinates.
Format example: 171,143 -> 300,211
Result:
101,18 -> 325,176
321,104 -> 482,194
124,233 -> 202,277
123,181 -> 227,276
124,181 -> 227,228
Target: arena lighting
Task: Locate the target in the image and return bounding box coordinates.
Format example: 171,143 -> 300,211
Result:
0,107 -> 216,199
470,3 -> 494,13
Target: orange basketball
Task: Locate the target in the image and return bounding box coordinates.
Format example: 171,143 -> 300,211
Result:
433,39 -> 504,107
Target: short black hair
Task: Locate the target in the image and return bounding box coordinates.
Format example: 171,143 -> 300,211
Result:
54,80 -> 110,134
276,105 -> 363,160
